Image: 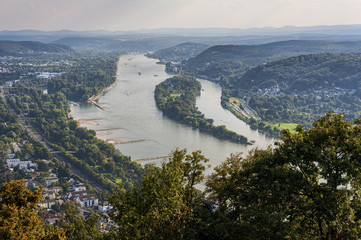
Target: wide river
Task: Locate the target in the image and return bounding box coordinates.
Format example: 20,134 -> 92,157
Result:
70,54 -> 274,173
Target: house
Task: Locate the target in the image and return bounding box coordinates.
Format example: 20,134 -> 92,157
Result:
67,190 -> 89,199
43,190 -> 56,200
36,72 -> 62,79
5,80 -> 20,87
98,201 -> 113,212
67,190 -> 99,208
45,186 -> 63,193
38,199 -> 56,209
45,176 -> 59,186
72,182 -> 87,192
74,194 -> 98,208
6,159 -> 38,172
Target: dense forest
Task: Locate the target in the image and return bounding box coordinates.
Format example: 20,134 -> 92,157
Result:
47,53 -> 119,101
154,76 -> 249,144
237,53 -> 361,90
184,40 -> 361,81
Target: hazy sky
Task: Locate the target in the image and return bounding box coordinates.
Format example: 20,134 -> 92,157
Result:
1,0 -> 361,31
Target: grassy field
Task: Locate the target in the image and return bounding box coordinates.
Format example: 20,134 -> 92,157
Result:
271,122 -> 299,133
226,96 -> 298,135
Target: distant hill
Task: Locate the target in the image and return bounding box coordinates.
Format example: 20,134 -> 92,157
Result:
184,40 -> 361,79
237,53 -> 361,91
53,37 -> 123,51
146,42 -> 209,62
0,40 -> 73,56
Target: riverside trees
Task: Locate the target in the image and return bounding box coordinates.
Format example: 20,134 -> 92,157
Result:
154,75 -> 249,144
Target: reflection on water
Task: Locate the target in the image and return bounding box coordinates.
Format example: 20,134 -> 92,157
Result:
70,54 -> 274,173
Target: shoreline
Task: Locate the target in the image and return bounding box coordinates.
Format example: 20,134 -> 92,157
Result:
88,55 -> 122,103
88,79 -> 118,102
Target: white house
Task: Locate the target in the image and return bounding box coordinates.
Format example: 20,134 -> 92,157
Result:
68,190 -> 99,208
72,182 -> 87,192
74,194 -> 99,208
98,201 -> 113,212
45,176 -> 59,186
38,199 -> 56,209
6,159 -> 38,172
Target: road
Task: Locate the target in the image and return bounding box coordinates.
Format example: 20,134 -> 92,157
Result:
0,89 -> 106,193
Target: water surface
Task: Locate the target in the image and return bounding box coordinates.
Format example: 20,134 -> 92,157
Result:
70,54 -> 274,173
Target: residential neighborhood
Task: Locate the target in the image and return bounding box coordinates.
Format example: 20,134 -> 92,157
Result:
0,140 -> 113,228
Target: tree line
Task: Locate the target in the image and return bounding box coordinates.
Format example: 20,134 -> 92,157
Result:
155,75 -> 249,144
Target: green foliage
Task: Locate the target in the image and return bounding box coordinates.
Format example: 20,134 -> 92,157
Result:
59,201 -> 102,240
108,149 -> 208,240
0,180 -> 65,240
238,53 -> 361,90
155,75 -> 248,144
47,53 -> 119,101
10,85 -> 142,190
206,113 -> 361,239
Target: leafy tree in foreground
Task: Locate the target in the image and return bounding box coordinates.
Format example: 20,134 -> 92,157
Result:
107,149 -> 208,240
59,201 -> 103,240
0,180 -> 65,240
206,112 -> 361,239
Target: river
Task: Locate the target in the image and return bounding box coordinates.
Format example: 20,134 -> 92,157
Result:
70,54 -> 274,173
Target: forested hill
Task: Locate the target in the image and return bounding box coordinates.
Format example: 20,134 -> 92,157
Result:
146,42 -> 209,62
184,40 -> 361,80
237,53 -> 361,91
0,40 -> 73,56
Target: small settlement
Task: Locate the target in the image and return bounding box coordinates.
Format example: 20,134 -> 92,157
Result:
1,141 -> 113,230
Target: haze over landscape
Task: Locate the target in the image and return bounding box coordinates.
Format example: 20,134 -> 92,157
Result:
1,0 -> 361,31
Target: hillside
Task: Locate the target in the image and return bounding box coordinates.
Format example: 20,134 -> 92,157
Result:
146,42 -> 209,62
237,53 -> 361,90
0,40 -> 73,56
219,53 -> 361,135
183,40 -> 361,80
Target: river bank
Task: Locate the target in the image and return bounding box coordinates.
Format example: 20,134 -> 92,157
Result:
70,54 -> 274,172
89,80 -> 118,102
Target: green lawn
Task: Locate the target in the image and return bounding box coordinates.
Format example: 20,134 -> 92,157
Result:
272,122 -> 299,133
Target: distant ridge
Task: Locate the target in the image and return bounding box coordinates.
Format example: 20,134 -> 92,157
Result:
146,42 -> 209,62
2,24 -> 361,43
0,40 -> 73,56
